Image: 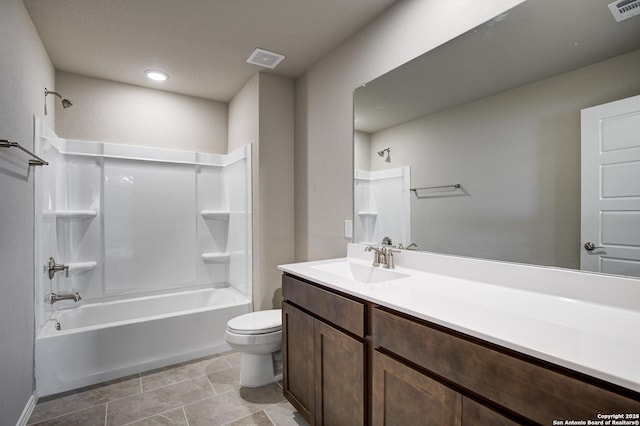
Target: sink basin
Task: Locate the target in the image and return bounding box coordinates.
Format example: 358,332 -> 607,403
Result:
311,261 -> 409,283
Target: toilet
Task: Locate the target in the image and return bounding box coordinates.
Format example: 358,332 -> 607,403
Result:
224,309 -> 283,388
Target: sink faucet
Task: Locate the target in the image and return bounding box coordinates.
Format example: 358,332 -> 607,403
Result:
365,245 -> 400,269
365,245 -> 386,267
46,292 -> 82,304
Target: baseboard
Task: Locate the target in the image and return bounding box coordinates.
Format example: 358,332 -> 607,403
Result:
15,390 -> 38,426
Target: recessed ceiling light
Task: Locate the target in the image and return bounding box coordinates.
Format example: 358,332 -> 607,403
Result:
246,48 -> 285,70
145,69 -> 168,81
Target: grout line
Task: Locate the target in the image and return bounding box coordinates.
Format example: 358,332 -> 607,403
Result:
263,408 -> 278,426
204,373 -> 218,395
119,406 -> 188,426
29,403 -> 107,425
182,406 -> 190,426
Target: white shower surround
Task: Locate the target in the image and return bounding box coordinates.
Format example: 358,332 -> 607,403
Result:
33,120 -> 252,396
354,167 -> 411,246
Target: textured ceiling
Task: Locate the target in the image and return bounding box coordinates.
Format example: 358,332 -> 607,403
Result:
24,0 -> 397,102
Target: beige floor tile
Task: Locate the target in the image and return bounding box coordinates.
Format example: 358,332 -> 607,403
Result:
223,351 -> 242,367
106,376 -> 215,426
264,402 -> 309,426
29,375 -> 141,424
28,404 -> 107,426
125,407 -> 189,425
142,355 -> 231,391
226,410 -> 274,426
207,365 -> 241,394
184,383 -> 285,426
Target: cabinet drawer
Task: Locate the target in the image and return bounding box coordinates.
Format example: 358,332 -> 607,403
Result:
372,307 -> 640,424
282,274 -> 365,337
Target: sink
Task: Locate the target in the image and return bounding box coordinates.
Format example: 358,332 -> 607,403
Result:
311,261 -> 409,283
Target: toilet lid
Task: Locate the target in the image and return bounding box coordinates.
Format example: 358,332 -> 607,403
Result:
227,309 -> 282,335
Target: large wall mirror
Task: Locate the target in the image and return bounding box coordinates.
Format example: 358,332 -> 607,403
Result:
353,0 -> 640,278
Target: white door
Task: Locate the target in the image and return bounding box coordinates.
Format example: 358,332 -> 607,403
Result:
581,94 -> 640,277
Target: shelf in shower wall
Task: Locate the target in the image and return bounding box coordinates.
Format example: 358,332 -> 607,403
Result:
44,210 -> 98,220
67,261 -> 98,273
201,253 -> 231,263
357,211 -> 378,218
200,210 -> 231,220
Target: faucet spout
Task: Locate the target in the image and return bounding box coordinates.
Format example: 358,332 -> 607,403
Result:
365,245 -> 385,267
46,292 -> 82,304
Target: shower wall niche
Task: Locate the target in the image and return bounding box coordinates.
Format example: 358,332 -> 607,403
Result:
34,120 -> 252,326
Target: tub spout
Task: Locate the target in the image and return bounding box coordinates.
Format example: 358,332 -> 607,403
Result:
46,292 -> 81,304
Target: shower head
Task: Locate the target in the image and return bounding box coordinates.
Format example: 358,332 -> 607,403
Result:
377,147 -> 391,162
44,88 -> 74,115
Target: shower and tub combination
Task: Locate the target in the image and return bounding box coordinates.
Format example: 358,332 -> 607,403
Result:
33,119 -> 253,396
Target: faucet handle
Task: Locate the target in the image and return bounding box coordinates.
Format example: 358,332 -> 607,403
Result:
382,247 -> 400,269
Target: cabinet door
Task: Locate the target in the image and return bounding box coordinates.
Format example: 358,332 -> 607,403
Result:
372,350 -> 461,426
314,320 -> 365,425
462,397 -> 521,426
282,302 -> 315,422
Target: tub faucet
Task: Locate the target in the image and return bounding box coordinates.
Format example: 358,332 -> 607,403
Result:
46,292 -> 82,304
48,257 -> 69,279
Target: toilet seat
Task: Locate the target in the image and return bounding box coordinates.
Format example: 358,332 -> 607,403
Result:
226,309 -> 282,335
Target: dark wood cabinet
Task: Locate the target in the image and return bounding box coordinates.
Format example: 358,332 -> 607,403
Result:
461,397 -> 520,426
314,319 -> 365,425
372,350 -> 461,426
282,273 -> 640,425
282,302 -> 315,420
372,306 -> 640,425
282,275 -> 366,425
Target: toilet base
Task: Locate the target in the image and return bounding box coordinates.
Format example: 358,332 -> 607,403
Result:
239,351 -> 281,388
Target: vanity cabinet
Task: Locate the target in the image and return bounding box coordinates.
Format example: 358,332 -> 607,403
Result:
372,306 -> 640,425
281,272 -> 640,425
282,274 -> 366,425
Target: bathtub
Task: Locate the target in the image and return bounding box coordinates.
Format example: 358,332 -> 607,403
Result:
35,287 -> 251,396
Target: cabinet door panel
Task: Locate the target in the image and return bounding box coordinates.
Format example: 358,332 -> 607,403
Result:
372,350 -> 461,426
462,397 -> 520,426
315,320 -> 365,425
282,302 -> 314,421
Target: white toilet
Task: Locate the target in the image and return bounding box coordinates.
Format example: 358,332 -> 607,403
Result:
224,309 -> 283,388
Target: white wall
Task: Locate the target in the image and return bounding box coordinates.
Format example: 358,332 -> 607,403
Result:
0,0 -> 55,423
294,0 -> 525,261
354,131 -> 371,171
229,73 -> 295,310
368,49 -> 640,269
55,72 -> 228,153
257,73 -> 295,310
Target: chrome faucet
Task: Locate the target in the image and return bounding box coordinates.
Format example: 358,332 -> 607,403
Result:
46,292 -> 82,304
365,245 -> 400,269
398,242 -> 419,250
365,245 -> 386,266
48,257 -> 69,279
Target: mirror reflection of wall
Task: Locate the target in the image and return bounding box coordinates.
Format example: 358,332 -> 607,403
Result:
354,0 -> 640,275
364,50 -> 640,268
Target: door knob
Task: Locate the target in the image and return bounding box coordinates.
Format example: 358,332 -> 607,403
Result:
584,242 -> 604,251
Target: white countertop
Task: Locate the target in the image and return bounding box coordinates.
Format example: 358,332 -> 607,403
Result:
278,244 -> 640,393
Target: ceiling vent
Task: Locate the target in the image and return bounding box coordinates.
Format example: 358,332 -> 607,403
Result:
608,0 -> 640,22
246,48 -> 285,70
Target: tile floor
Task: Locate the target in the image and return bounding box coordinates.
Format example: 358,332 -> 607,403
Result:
28,351 -> 309,426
